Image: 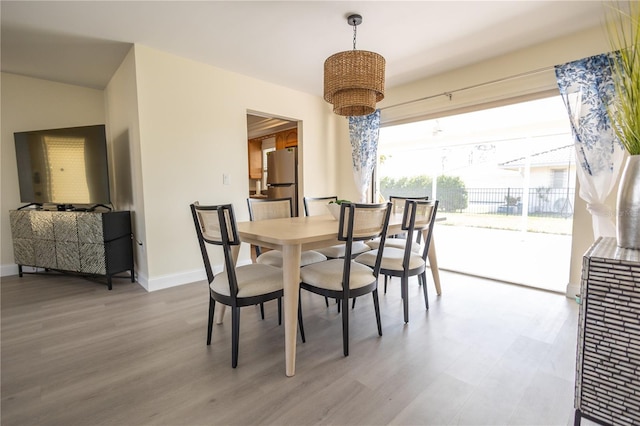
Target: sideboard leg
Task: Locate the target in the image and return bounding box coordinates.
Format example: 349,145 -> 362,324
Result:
130,269 -> 135,283
107,276 -> 113,291
574,409 -> 581,426
18,265 -> 23,277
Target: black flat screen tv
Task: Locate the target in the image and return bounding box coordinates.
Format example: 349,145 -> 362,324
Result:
14,124 -> 111,207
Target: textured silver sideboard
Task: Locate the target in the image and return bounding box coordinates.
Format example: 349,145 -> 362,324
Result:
9,209 -> 134,289
575,237 -> 640,426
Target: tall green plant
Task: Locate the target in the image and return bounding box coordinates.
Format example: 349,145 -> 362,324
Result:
607,1 -> 640,155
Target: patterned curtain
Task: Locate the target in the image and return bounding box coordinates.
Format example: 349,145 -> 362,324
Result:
555,53 -> 625,239
348,110 -> 381,203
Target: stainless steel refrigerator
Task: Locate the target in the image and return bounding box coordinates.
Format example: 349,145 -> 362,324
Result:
266,147 -> 298,215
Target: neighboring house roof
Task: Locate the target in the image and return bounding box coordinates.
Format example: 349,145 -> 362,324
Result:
499,145 -> 574,169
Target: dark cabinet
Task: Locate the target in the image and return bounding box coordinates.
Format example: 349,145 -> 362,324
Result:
575,237 -> 640,425
9,210 -> 134,289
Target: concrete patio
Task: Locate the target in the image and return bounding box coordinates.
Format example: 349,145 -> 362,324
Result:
432,224 -> 572,293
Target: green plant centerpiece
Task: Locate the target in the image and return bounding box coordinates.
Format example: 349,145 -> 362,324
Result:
607,1 -> 640,249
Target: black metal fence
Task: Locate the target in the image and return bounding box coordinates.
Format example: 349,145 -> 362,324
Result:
382,187 -> 576,218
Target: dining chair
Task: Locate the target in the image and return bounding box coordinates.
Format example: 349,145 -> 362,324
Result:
299,202 -> 392,356
365,195 -> 430,293
367,195 -> 429,247
190,202 -> 305,368
247,197 -> 326,319
303,196 -> 373,311
303,195 -> 339,217
355,199 -> 438,323
247,197 -> 327,267
303,196 -> 373,259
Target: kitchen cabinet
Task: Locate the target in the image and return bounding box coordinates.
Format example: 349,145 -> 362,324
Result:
248,138 -> 262,180
276,128 -> 297,150
248,128 -> 297,179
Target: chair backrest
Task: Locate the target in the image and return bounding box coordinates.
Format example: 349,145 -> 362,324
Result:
389,195 -> 429,215
338,202 -> 392,276
247,197 -> 293,221
303,196 -> 338,217
190,202 -> 240,295
401,199 -> 439,262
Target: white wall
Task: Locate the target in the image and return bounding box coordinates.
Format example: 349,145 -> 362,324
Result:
127,45 -> 341,291
5,25 -> 614,294
104,47 -> 148,285
1,73 -> 106,275
1,47 -> 349,291
380,26 -> 611,124
380,25 -> 616,296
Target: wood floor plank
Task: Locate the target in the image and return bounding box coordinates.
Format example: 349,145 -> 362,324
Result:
1,270 -> 581,425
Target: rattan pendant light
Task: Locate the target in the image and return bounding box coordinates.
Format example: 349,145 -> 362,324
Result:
323,14 -> 385,116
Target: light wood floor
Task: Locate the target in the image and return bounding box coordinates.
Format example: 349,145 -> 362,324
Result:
1,270 -> 585,425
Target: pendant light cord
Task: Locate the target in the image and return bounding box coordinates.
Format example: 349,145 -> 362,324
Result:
352,18 -> 357,50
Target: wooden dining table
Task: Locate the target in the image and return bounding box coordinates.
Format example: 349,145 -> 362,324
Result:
221,213 -> 441,377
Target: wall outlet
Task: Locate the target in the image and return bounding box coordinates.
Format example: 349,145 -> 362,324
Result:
223,173 -> 230,185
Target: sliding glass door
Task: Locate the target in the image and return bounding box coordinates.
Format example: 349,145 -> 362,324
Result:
377,96 -> 575,292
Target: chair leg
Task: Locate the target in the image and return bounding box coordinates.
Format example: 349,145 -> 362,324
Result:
373,289 -> 382,336
352,297 -> 357,309
402,276 -> 409,323
260,303 -> 265,320
337,298 -> 341,313
342,297 -> 349,357
384,275 -> 388,294
421,272 -> 429,310
207,297 -> 215,345
278,298 -> 282,325
324,296 -> 329,307
298,291 -> 306,343
231,307 -> 240,368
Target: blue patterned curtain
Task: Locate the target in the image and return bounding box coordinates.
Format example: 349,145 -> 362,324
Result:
555,53 -> 625,238
349,110 -> 381,202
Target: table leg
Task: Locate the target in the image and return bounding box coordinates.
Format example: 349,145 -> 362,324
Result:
282,243 -> 301,377
214,244 -> 242,324
428,236 -> 442,296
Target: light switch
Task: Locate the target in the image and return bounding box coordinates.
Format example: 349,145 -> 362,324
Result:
223,173 -> 230,185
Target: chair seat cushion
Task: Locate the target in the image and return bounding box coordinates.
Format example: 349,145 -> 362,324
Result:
355,248 -> 425,272
300,259 -> 377,291
257,250 -> 327,268
315,241 -> 372,259
366,237 -> 424,254
212,264 -> 283,297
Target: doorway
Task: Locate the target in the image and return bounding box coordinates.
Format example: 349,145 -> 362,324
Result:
246,112 -> 300,212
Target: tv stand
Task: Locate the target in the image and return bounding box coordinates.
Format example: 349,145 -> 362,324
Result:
9,209 -> 134,290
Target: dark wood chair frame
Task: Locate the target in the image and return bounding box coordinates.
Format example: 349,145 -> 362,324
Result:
303,195 -> 338,217
380,199 -> 439,323
246,197 -> 295,319
382,195 -> 430,293
299,202 -> 392,356
190,202 -> 305,368
246,196 -> 294,259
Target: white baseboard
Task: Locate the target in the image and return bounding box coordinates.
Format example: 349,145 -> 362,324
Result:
145,269 -> 205,292
566,282 -> 581,299
1,261 -> 253,294
144,260 -> 252,292
1,263 -> 21,277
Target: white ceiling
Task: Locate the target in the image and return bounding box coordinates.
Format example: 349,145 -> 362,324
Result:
1,1 -> 612,97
